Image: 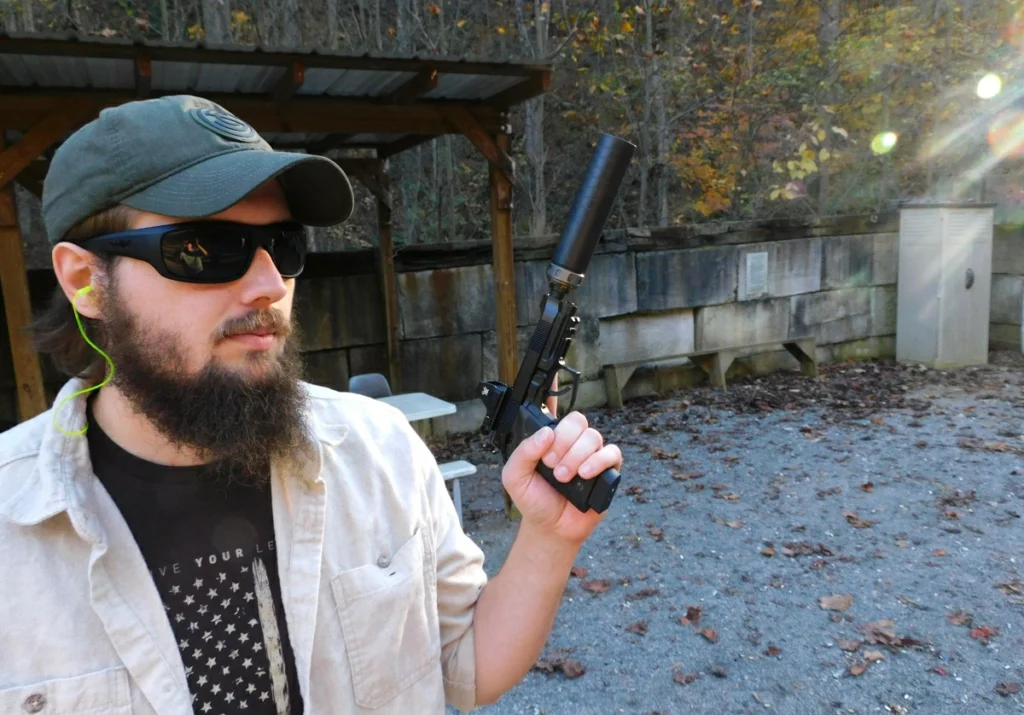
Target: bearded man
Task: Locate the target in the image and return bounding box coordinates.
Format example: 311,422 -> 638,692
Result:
0,95 -> 621,715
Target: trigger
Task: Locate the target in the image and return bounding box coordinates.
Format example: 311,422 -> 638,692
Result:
551,365 -> 582,414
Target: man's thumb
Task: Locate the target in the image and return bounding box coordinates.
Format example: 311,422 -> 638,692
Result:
504,426 -> 555,480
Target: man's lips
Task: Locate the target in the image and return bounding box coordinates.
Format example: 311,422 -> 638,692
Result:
226,331 -> 278,349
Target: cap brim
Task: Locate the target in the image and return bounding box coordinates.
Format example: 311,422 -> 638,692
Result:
120,149 -> 354,226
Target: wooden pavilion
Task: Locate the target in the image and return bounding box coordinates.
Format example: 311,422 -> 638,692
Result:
0,32 -> 551,422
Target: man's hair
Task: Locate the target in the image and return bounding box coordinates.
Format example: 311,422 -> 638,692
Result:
29,205 -> 138,382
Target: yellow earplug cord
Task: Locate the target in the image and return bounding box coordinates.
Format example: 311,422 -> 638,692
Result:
52,285 -> 115,437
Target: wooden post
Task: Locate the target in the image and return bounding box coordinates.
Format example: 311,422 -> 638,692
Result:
375,163 -> 401,394
489,129 -> 520,518
0,131 -> 47,421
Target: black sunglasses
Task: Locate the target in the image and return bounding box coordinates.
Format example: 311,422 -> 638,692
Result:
80,220 -> 309,284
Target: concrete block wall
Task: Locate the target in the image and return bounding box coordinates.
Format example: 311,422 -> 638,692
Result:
0,214 -> 926,434
991,227 -> 1024,351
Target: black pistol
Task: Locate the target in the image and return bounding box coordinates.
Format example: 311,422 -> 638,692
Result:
478,133 -> 636,514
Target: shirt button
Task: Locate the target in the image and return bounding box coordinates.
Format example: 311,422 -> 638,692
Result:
377,555 -> 391,568
24,693 -> 46,713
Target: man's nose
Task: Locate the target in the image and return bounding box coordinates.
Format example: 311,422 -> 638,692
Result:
239,247 -> 288,306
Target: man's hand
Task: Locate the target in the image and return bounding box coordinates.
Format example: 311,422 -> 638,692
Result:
501,411 -> 622,546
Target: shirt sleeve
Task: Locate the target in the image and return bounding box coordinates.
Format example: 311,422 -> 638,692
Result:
416,437 -> 488,713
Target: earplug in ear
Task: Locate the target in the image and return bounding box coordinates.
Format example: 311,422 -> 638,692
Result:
53,283 -> 114,437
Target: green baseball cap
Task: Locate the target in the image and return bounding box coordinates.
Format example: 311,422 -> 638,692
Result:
42,94 -> 354,244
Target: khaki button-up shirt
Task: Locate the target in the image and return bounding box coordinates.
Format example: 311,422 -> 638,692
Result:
0,378 -> 487,714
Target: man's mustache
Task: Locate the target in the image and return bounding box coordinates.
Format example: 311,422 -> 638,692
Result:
218,309 -> 292,340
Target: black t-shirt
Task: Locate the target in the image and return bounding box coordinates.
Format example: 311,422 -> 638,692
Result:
87,407 -> 303,715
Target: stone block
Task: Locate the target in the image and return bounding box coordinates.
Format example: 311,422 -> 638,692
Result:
791,288 -> 873,345
993,229 -> 1024,275
737,238 -> 821,301
637,246 -> 738,311
990,274 -> 1023,325
400,334 -> 483,403
516,253 -> 637,327
825,336 -> 897,362
598,309 -> 694,366
822,233 -> 898,289
694,298 -> 790,351
870,286 -> 898,337
990,324 -> 1022,350
302,349 -> 349,392
399,264 -> 495,339
295,274 -> 385,351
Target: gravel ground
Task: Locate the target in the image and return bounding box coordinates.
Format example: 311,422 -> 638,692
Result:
434,352 -> 1024,715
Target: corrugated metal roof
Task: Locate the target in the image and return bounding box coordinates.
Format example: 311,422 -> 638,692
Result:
1,32 -> 550,156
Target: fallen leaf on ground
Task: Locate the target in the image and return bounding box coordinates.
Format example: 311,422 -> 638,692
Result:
843,511 -> 874,528
996,682 -> 1021,696
580,579 -> 610,594
970,625 -> 1000,642
569,566 -> 588,579
627,588 -> 660,601
709,665 -> 728,678
700,628 -> 719,643
626,620 -> 648,635
673,671 -> 699,685
761,544 -> 777,557
933,667 -> 949,676
849,662 -> 869,676
948,611 -> 973,626
933,550 -> 947,557
782,541 -> 833,557
984,441 -> 1011,452
861,482 -> 874,492
725,520 -> 744,529
533,654 -> 586,679
997,580 -> 1023,595
820,594 -> 854,612
671,471 -> 704,481
871,416 -> 886,425
652,448 -> 680,460
648,528 -> 664,541
864,650 -> 885,662
764,646 -> 782,657
837,639 -> 862,652
857,619 -> 925,649
680,606 -> 702,628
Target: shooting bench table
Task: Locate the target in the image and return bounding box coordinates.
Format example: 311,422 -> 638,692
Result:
379,392 -> 475,525
602,337 -> 818,408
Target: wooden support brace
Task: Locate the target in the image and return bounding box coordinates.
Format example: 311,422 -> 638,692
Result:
338,159 -> 392,211
442,106 -> 515,184
386,67 -> 438,104
783,338 -> 819,379
134,50 -> 152,97
273,60 -> 305,102
0,104 -> 95,191
0,133 -> 47,422
375,165 -> 401,394
693,351 -> 735,388
603,364 -> 637,409
378,134 -> 434,159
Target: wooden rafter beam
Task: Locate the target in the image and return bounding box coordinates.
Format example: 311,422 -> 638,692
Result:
487,70 -> 552,107
0,103 -> 96,191
385,67 -> 438,104
273,60 -> 304,102
13,159 -> 48,198
304,133 -> 354,155
135,50 -> 152,97
378,134 -> 434,159
0,92 -> 505,137
441,106 -> 515,184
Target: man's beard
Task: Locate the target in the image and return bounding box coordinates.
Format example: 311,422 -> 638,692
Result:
96,283 -> 310,486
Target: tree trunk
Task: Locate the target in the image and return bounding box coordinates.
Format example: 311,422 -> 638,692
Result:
326,0 -> 338,48
516,0 -> 549,237
816,0 -> 843,215
280,0 -> 300,46
202,0 -> 232,43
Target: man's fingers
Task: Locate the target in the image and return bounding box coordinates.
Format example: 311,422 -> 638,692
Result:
541,411 -> 588,470
577,444 -> 623,480
552,428 -> 604,483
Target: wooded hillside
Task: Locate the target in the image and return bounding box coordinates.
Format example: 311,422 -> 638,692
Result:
3,0 -> 1021,247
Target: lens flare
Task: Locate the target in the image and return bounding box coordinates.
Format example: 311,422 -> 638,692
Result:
987,110 -> 1024,159
977,74 -> 1002,99
871,132 -> 898,155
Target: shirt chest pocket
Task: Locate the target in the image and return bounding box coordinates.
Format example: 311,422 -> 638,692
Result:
330,529 -> 441,709
0,667 -> 131,715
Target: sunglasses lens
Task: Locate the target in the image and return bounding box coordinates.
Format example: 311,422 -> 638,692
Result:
160,223 -> 307,282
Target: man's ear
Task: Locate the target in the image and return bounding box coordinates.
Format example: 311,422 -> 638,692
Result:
51,242 -> 104,319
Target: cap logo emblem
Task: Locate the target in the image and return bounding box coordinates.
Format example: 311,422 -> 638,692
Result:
189,107 -> 259,143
